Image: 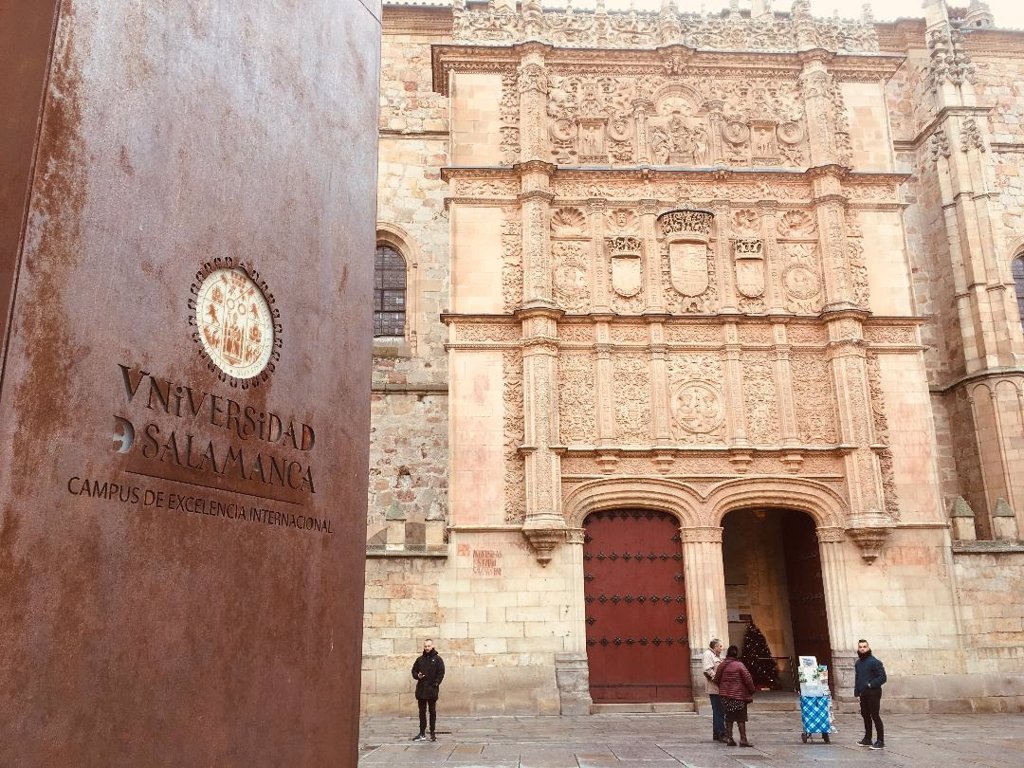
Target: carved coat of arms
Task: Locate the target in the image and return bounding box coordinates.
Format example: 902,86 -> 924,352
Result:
669,241 -> 709,297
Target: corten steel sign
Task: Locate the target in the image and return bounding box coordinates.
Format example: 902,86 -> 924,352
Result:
0,2 -> 378,765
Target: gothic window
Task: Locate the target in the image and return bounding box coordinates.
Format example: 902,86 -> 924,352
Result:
1014,255 -> 1024,330
374,244 -> 406,337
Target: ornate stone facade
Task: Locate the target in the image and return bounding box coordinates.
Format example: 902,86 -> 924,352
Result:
365,1 -> 1024,718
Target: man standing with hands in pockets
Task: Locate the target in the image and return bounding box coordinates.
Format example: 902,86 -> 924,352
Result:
702,638 -> 725,742
411,638 -> 445,742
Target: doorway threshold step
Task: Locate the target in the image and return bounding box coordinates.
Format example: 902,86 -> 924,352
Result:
591,703 -> 696,714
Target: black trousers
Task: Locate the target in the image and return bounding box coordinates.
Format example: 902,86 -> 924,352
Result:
859,688 -> 884,742
418,698 -> 437,735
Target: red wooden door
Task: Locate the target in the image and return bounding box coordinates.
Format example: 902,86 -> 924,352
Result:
583,509 -> 692,703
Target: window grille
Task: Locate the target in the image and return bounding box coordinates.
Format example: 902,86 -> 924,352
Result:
374,244 -> 406,337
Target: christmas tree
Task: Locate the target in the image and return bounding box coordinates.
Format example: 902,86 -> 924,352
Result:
741,622 -> 779,689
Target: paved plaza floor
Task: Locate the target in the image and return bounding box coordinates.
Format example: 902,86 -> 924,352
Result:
359,710 -> 1024,767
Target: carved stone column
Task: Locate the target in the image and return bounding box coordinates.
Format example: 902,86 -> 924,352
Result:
555,527 -> 594,715
517,46 -> 547,163
799,57 -> 833,168
519,170 -> 555,308
681,526 -> 729,692
813,182 -> 857,312
817,526 -> 856,695
519,306 -> 566,563
826,315 -> 891,560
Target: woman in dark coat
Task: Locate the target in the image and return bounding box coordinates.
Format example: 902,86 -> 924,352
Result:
713,645 -> 756,747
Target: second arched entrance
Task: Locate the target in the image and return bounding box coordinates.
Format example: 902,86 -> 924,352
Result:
721,508 -> 831,690
583,508 -> 692,703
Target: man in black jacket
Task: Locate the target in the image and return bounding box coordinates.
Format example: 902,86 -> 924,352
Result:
411,638 -> 445,742
853,638 -> 887,750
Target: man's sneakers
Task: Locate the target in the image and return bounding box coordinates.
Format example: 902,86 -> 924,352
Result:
412,733 -> 427,742
869,741 -> 885,750
857,737 -> 873,747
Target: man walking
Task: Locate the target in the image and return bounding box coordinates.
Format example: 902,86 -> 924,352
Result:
854,638 -> 887,750
411,638 -> 445,742
702,638 -> 725,742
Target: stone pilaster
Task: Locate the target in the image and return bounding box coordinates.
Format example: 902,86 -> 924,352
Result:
681,526 -> 729,686
556,527 -> 594,715
640,199 -> 664,312
773,323 -> 801,449
594,321 -> 616,447
588,198 -> 611,312
649,321 -> 672,445
712,199 -> 737,312
723,322 -> 749,447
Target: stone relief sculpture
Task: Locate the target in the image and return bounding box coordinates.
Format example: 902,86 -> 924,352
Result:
452,3 -> 880,53
544,74 -> 809,169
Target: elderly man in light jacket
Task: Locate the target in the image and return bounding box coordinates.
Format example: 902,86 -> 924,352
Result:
702,638 -> 725,743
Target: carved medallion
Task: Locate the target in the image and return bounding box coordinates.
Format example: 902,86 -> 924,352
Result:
671,381 -> 725,435
783,264 -> 821,300
192,264 -> 277,384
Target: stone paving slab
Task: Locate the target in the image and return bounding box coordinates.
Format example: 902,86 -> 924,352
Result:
359,712 -> 1024,767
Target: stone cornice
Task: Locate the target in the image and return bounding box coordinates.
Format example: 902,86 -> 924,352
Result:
928,366 -> 1024,395
442,165 -> 907,186
382,4 -> 452,37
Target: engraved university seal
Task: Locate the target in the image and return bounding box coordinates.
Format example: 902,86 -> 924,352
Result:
189,259 -> 281,387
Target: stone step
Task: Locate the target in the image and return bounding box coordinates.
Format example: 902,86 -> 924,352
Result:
591,702 -> 696,714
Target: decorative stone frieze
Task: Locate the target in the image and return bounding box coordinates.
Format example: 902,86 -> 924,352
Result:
451,3 -> 879,53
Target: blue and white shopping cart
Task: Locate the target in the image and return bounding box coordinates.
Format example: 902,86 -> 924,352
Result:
797,656 -> 835,744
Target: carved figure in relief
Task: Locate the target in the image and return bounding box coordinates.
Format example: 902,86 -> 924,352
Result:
605,209 -> 639,233
671,381 -> 725,436
553,243 -> 591,313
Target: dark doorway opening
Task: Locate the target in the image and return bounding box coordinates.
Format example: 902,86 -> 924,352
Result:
722,508 -> 831,691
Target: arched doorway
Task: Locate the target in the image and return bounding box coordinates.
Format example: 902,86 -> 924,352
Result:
721,508 -> 831,691
583,509 -> 692,702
